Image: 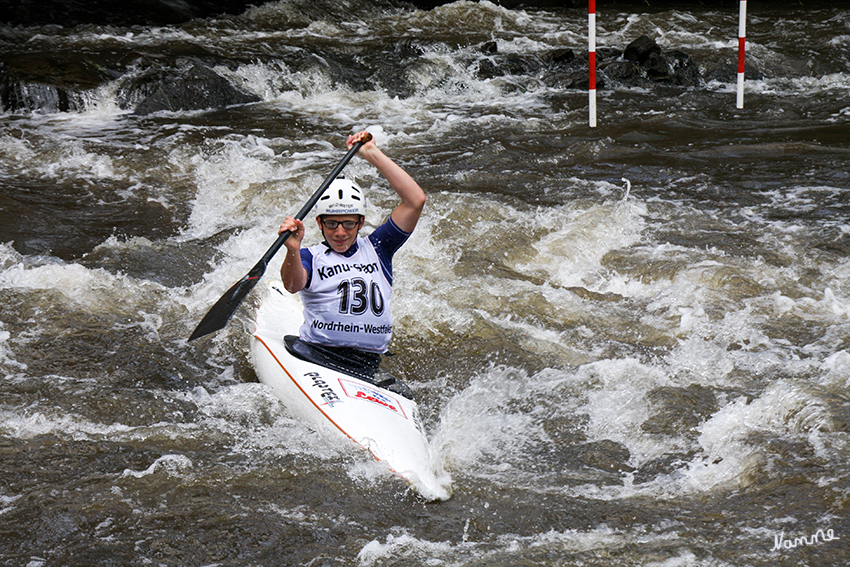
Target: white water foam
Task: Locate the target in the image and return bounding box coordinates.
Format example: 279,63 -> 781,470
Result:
0,243 -> 164,311
428,339 -> 842,502
356,523 -> 723,567
0,493 -> 22,517
0,322 -> 26,371
121,454 -> 194,478
0,408 -> 133,440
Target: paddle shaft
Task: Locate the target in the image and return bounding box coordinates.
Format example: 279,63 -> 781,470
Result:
260,135 -> 369,266
188,133 -> 370,341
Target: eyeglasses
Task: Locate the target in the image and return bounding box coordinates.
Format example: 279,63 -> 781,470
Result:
321,219 -> 360,230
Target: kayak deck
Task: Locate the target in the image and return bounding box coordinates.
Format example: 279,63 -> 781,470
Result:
282,335 -> 414,399
250,280 -> 452,501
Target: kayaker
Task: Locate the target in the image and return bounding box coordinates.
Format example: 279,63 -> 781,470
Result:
276,130 -> 425,379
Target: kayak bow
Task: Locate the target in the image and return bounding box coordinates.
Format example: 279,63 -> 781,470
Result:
250,280 -> 452,501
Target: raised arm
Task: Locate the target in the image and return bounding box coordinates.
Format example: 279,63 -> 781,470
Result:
347,131 -> 426,233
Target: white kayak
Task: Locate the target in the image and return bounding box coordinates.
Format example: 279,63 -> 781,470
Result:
250,279 -> 452,501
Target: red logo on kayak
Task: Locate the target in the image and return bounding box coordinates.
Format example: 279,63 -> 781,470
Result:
338,379 -> 406,419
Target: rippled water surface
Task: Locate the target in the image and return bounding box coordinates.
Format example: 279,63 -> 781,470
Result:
1,1 -> 849,566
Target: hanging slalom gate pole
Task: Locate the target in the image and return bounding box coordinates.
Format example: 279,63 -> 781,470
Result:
589,0 -> 597,127
737,0 -> 747,108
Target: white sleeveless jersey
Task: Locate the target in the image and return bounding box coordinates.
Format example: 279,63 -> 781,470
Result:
299,237 -> 394,352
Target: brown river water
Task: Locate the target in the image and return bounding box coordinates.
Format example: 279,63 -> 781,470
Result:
1,1 -> 848,565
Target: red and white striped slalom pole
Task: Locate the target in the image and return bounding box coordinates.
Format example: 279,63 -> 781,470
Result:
737,0 -> 747,108
589,0 -> 597,127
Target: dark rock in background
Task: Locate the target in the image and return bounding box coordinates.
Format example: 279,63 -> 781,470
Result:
119,60 -> 261,115
0,52 -> 261,114
0,0 -> 774,115
0,0 -> 258,27
614,35 -> 703,87
0,53 -> 120,113
624,34 -> 663,66
474,35 -> 707,92
0,0 -> 806,28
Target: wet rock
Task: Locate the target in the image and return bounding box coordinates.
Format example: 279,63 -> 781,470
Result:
471,40 -> 545,81
643,51 -> 672,80
0,0 -> 820,28
549,49 -> 576,65
543,34 -> 703,91
475,53 -> 543,81
599,59 -> 643,84
0,50 -> 263,116
0,0 -> 258,27
118,60 -> 260,115
666,50 -> 702,86
597,35 -> 703,88
624,35 -> 663,66
0,79 -> 72,113
535,47 -> 586,90
0,54 -> 115,113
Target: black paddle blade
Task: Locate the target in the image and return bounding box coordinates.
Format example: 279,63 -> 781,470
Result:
188,272 -> 262,341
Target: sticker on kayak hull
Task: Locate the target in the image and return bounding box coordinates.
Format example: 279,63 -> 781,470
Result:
306,372 -> 343,407
339,379 -> 407,419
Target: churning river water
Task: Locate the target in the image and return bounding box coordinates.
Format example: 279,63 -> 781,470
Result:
1,1 -> 849,565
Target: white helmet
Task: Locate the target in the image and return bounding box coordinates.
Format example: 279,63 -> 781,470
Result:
316,177 -> 366,216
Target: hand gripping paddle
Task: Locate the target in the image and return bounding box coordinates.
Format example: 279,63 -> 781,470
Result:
188,132 -> 371,341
